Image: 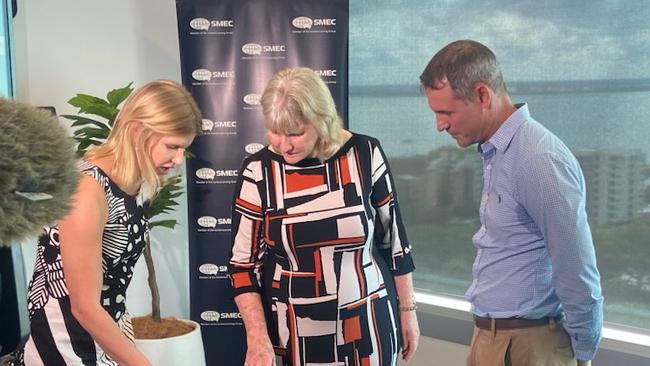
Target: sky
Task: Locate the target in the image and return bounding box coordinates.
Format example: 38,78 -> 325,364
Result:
349,0 -> 650,85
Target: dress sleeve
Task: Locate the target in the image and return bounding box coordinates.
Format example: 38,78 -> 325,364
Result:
368,138 -> 415,275
229,158 -> 266,296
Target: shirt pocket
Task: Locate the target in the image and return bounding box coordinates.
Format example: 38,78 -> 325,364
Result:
484,190 -> 526,241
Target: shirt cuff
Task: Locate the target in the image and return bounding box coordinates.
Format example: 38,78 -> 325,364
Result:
571,332 -> 602,361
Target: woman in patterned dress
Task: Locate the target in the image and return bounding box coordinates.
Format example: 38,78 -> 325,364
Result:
229,67 -> 420,366
16,80 -> 202,366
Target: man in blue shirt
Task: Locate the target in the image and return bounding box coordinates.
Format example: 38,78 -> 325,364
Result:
419,40 -> 603,366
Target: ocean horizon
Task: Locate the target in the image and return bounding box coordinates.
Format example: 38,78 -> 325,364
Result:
349,89 -> 650,163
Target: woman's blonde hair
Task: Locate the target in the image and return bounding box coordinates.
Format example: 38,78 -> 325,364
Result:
84,79 -> 202,200
260,67 -> 345,161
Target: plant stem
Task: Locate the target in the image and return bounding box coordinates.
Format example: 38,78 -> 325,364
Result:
143,231 -> 161,322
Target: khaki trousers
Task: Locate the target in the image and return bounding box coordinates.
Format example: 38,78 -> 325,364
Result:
465,319 -> 577,366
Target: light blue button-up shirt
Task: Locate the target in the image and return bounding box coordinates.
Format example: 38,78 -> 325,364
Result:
466,103 -> 604,360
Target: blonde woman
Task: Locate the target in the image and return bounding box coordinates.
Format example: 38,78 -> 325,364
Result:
17,80 -> 201,366
229,67 -> 419,366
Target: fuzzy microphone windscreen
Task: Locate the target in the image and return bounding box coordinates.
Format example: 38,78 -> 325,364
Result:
0,98 -> 79,245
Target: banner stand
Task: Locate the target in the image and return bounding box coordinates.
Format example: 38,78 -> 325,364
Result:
176,1 -> 348,364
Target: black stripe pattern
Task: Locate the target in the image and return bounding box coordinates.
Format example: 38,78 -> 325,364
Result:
16,161 -> 148,365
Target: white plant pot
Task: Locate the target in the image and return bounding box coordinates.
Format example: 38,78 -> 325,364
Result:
134,319 -> 206,366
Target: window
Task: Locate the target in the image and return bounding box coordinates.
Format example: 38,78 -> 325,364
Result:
349,1 -> 650,330
0,0 -> 14,98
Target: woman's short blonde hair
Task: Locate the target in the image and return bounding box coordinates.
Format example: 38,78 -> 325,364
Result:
85,79 -> 202,200
260,67 -> 345,161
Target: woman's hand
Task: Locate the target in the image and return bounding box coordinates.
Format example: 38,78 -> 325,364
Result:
235,293 -> 276,366
244,338 -> 276,366
393,273 -> 420,362
400,310 -> 420,362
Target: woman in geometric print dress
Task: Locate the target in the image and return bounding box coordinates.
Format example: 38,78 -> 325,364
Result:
16,80 -> 202,366
229,67 -> 420,366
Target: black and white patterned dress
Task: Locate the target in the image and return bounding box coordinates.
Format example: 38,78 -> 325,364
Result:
230,134 -> 415,365
17,161 -> 148,365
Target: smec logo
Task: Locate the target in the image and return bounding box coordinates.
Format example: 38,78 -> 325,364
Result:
191,69 -> 235,82
197,216 -> 230,227
214,120 -> 237,128
195,168 -> 238,185
245,143 -> 264,154
198,263 -> 228,275
292,17 -> 312,29
242,43 -> 262,55
215,170 -> 238,177
200,311 -> 220,322
197,216 -> 232,232
217,217 -> 232,225
201,119 -> 214,131
292,16 -> 337,30
200,311 -> 242,323
192,69 -> 212,81
243,94 -> 261,106
241,43 -> 286,55
197,216 -> 217,228
196,168 -> 216,180
314,19 -> 336,26
201,119 -> 237,132
190,18 -> 234,31
314,69 -> 337,77
190,18 -> 210,31
210,20 -> 234,27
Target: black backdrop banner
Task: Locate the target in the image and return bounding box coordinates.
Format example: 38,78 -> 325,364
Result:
175,1 -> 348,364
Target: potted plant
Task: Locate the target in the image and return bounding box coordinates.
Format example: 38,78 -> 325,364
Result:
63,83 -> 205,366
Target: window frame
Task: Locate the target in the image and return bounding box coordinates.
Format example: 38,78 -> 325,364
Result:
415,292 -> 650,361
1,0 -> 15,98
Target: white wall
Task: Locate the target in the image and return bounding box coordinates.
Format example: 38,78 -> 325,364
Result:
13,0 -> 190,319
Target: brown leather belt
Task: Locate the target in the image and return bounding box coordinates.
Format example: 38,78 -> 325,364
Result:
473,314 -> 564,330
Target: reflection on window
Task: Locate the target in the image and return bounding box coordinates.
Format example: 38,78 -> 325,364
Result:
349,1 -> 650,329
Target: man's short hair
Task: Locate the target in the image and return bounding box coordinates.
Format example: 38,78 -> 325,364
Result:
420,39 -> 508,101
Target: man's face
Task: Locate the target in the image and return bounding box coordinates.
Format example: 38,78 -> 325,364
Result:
424,82 -> 486,147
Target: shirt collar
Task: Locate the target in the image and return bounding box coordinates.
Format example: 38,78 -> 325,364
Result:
478,103 -> 529,155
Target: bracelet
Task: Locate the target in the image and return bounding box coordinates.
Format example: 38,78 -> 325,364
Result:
399,303 -> 418,312
398,295 -> 417,312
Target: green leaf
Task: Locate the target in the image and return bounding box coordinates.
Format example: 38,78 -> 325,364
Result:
74,138 -> 91,149
74,137 -> 104,146
146,176 -> 185,220
67,93 -> 118,121
68,94 -> 110,110
62,115 -> 111,130
81,104 -> 119,121
107,83 -> 134,107
73,126 -> 110,140
149,219 -> 178,230
74,138 -> 103,156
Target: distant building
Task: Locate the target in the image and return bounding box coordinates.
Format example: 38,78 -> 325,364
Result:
576,149 -> 646,225
394,173 -> 427,206
393,147 -> 481,217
